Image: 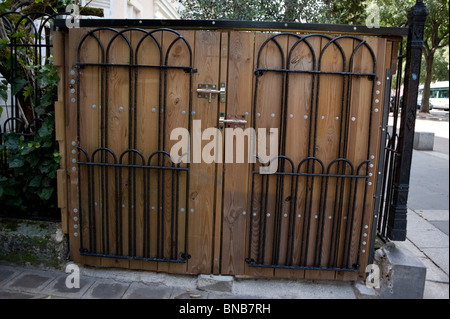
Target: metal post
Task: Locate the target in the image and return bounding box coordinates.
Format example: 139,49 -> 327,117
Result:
387,0 -> 428,241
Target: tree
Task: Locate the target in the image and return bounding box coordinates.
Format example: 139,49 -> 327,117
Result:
377,0 -> 449,113
322,0 -> 369,24
420,0 -> 449,113
178,0 -> 365,23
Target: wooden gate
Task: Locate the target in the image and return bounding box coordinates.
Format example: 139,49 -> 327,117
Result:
55,23 -> 402,280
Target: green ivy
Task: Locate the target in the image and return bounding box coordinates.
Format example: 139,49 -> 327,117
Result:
0,62 -> 61,216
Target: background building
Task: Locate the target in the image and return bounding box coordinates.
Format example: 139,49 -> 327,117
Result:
80,0 -> 180,19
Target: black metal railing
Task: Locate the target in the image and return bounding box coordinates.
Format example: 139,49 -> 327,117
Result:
247,33 -> 377,271
74,28 -> 194,262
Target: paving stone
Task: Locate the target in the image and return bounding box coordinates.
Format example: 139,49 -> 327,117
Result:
0,290 -> 43,299
123,282 -> 173,299
42,275 -> 94,298
423,281 -> 449,299
429,221 -> 449,236
0,268 -> 16,286
8,272 -> 55,291
83,281 -> 130,299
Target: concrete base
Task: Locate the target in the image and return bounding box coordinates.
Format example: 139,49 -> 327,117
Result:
374,242 -> 427,299
197,274 -> 234,293
414,131 -> 435,150
352,281 -> 380,299
0,218 -> 68,269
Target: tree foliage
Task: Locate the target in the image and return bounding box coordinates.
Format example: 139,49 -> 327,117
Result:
178,0 -> 369,24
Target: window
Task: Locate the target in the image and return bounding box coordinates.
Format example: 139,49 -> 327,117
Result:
430,89 -> 439,98
438,89 -> 449,99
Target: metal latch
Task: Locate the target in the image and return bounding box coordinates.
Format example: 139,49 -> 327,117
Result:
197,83 -> 226,103
219,112 -> 247,129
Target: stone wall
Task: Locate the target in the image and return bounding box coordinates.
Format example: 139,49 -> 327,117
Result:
0,218 -> 68,269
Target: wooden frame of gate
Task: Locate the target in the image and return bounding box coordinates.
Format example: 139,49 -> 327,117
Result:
53,19 -> 410,281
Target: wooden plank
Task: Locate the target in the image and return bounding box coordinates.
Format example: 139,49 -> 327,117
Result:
212,31 -> 228,274
300,35 -> 352,280
99,28 -> 130,269
77,30 -> 102,259
65,28 -> 100,267
54,31 -> 68,234
128,29 -> 162,272
160,29 -> 194,274
187,30 -> 221,274
273,34 -> 321,279
337,37 -> 384,281
245,32 -> 291,278
220,31 -> 254,276
345,37 -> 386,280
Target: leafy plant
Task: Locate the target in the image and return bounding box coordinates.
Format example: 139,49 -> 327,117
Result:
0,61 -> 61,215
0,2 -> 62,217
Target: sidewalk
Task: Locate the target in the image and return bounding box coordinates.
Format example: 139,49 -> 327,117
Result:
404,110 -> 449,299
0,207 -> 447,299
0,260 -> 360,299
